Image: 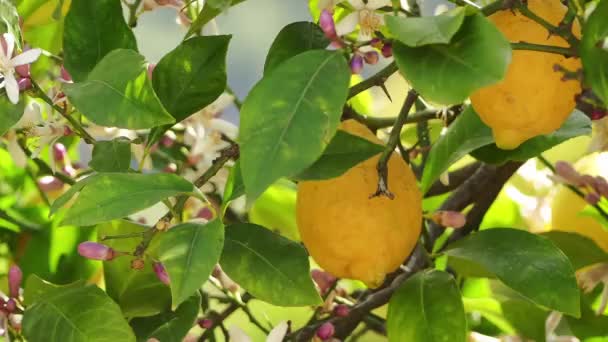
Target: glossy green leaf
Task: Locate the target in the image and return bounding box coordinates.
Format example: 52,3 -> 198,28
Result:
501,298 -> 548,341
221,160 -> 245,213
386,7 -> 465,47
23,275 -> 85,306
98,220 -> 171,318
445,228 -> 580,316
387,270 -> 466,342
249,179 -> 299,241
0,0 -> 22,49
540,231 -> 608,270
153,35 -> 230,123
420,106 -> 492,193
23,285 -> 136,342
0,96 -> 25,135
130,294 -> 200,342
264,22 -> 329,75
64,49 -> 174,129
220,223 -> 321,306
63,0 -> 137,81
156,221 -> 224,309
393,13 -> 511,104
239,50 -> 350,201
186,0 -> 246,38
580,0 -> 608,106
90,139 -> 132,172
472,111 -> 591,164
52,173 -> 195,226
295,130 -> 383,180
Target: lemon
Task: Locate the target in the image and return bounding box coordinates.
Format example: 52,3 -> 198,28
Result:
296,120 -> 422,287
470,0 -> 581,150
551,152 -> 608,252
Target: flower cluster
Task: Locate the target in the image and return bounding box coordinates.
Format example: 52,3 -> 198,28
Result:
552,160 -> 608,206
0,33 -> 40,104
0,265 -> 24,338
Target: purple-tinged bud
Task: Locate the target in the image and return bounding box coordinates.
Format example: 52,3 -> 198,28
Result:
431,210 -> 466,229
585,192 -> 601,205
5,299 -> 16,313
131,258 -> 145,270
316,322 -> 335,340
555,161 -> 582,186
591,109 -> 607,121
198,318 -> 213,329
349,54 -> 364,74
78,242 -> 117,261
381,43 -> 393,58
311,269 -> 337,295
363,51 -> 379,65
15,64 -> 30,78
580,174 -> 597,188
197,207 -> 214,220
63,165 -> 77,177
153,262 -> 170,285
37,176 -> 64,192
319,10 -> 337,40
370,38 -> 383,49
147,63 -> 156,80
594,176 -> 608,198
60,66 -> 72,82
17,77 -> 31,91
160,133 -> 175,147
333,304 -> 349,317
53,143 -> 67,162
8,265 -> 22,298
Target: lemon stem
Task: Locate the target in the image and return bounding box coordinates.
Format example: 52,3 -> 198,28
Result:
348,62 -> 398,100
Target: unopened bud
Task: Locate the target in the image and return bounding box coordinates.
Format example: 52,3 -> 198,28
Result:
163,163 -> 177,173
554,161 -> 582,186
63,126 -> 73,136
77,242 -> 117,261
37,175 -> 64,192
8,265 -> 22,298
311,269 -> 337,295
580,174 -> 597,189
18,77 -> 31,91
153,262 -> 170,285
381,43 -> 393,58
198,318 -> 213,329
591,109 -> 608,121
53,143 -> 67,162
432,210 -> 466,228
5,298 -> 16,313
131,258 -> 145,270
333,304 -> 349,317
316,322 -> 335,340
147,63 -> 156,80
197,207 -> 214,220
15,64 -> 29,78
585,192 -> 601,205
160,132 -> 175,147
63,165 -> 77,177
319,10 -> 337,40
350,54 -> 364,74
370,38 -> 383,49
363,51 -> 379,65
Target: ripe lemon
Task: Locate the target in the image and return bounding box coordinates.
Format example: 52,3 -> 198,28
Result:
470,0 -> 581,150
296,120 -> 422,288
551,152 -> 608,252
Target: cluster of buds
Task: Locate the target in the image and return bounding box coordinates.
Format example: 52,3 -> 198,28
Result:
1,265 -> 24,337
553,161 -> 608,206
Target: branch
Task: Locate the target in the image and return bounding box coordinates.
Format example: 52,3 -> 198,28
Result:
425,162 -> 482,197
511,42 -> 576,57
481,0 -> 510,16
344,106 -> 440,130
348,62 -> 398,100
371,90 -> 418,198
514,0 -> 579,47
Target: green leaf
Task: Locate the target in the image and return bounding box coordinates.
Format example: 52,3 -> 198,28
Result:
220,223 -> 321,306
540,231 -> 608,270
471,111 -> 591,164
420,106 -> 493,193
387,270 -> 466,342
239,50 -> 350,201
264,22 -> 330,75
63,0 -> 137,82
0,0 -> 22,49
445,228 -> 580,316
64,49 -> 174,129
185,0 -> 246,38
23,285 -> 136,342
0,96 -> 25,135
393,13 -> 511,104
221,160 -> 245,213
581,0 -> 608,106
386,7 -> 466,47
52,173 -> 194,226
294,130 -> 384,180
206,0 -> 232,9
98,220 -> 171,318
130,294 -> 200,342
152,35 -> 230,123
90,139 -> 132,172
23,275 -> 85,306
156,221 -> 224,309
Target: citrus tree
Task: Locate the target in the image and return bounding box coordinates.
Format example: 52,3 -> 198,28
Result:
0,0 -> 607,340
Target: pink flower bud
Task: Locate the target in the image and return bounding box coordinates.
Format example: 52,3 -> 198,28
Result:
53,143 -> 67,162
17,77 -> 32,91
163,163 -> 177,173
63,126 -> 73,136
197,207 -> 214,220
5,299 -> 16,313
381,43 -> 393,58
62,165 -> 77,177
198,318 -> 213,329
160,133 -> 175,147
316,322 -> 335,340
77,242 -> 117,261
585,192 -> 601,205
319,10 -> 337,40
147,63 -> 156,80
591,109 -> 607,120
37,176 -> 64,192
153,262 -> 170,285
580,174 -> 597,189
8,265 -> 22,298
333,304 -> 349,317
555,161 -> 581,185
15,64 -> 29,78
370,38 -> 383,49
350,54 -> 364,74
60,66 -> 72,82
594,176 -> 608,198
363,51 -> 379,65
432,210 -> 466,228
311,269 -> 337,295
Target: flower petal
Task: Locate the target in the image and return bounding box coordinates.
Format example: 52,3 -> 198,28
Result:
228,326 -> 252,342
266,321 -> 289,342
2,33 -> 14,58
4,73 -> 19,104
7,138 -> 27,168
366,0 -> 391,9
335,12 -> 359,36
11,49 -> 41,66
348,0 -> 365,10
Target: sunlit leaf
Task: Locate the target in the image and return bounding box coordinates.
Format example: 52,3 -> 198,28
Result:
580,0 -> 608,106
386,7 -> 465,46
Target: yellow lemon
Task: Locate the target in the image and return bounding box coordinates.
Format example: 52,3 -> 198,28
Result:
551,152 -> 608,252
470,0 -> 581,150
296,120 -> 422,287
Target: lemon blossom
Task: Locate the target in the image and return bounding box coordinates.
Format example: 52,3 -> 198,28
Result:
0,33 -> 41,104
335,0 -> 391,41
228,321 -> 289,342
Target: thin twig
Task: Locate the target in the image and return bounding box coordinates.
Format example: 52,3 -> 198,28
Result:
127,0 -> 143,27
344,106 -> 440,130
348,62 -> 398,100
511,42 -> 576,57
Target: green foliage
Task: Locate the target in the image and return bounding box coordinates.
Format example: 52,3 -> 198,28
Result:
185,0 -> 246,38
220,223 -> 321,306
386,7 -> 465,46
0,0 -> 21,48
89,139 -> 132,172
581,0 -> 608,106
0,96 -> 25,135
541,231 -> 608,270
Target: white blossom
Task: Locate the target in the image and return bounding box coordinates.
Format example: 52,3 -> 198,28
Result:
228,321 -> 289,342
0,33 -> 41,104
335,0 -> 391,41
